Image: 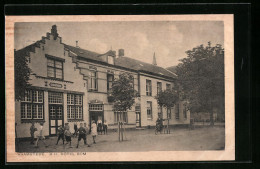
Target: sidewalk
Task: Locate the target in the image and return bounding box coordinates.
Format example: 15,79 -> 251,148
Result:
17,126 -> 225,152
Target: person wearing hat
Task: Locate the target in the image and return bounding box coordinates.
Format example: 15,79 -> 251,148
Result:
76,123 -> 90,148
35,122 -> 48,148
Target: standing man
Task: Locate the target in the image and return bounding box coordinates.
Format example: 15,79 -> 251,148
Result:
30,122 -> 37,145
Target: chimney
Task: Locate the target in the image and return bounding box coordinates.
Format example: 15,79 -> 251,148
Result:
118,49 -> 124,57
76,41 -> 79,48
51,25 -> 59,40
153,52 -> 157,66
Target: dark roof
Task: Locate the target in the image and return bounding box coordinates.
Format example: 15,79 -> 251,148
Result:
166,66 -> 177,74
64,44 -> 101,61
115,57 -> 177,78
17,41 -> 176,79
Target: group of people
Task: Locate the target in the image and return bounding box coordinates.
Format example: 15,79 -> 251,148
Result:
30,120 -> 100,148
97,120 -> 108,135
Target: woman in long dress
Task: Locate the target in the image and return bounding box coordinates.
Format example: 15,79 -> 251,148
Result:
91,120 -> 97,144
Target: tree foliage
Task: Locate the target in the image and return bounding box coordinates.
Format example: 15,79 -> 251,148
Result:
176,42 -> 224,125
15,50 -> 31,100
111,73 -> 137,112
155,89 -> 179,109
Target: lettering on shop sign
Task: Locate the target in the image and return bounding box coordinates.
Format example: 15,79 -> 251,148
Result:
49,82 -> 63,88
107,70 -> 114,74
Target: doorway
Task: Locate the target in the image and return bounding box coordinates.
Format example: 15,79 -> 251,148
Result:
49,105 -> 63,136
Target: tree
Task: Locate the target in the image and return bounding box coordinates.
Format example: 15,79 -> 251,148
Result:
155,88 -> 179,133
14,50 -> 31,101
155,89 -> 179,111
175,42 -> 224,126
111,73 -> 137,140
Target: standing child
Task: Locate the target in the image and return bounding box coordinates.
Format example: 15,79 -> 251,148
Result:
56,125 -> 64,145
76,123 -> 90,148
64,123 -> 72,148
97,119 -> 102,135
103,120 -> 108,135
91,120 -> 97,144
35,122 -> 48,148
73,123 -> 78,138
30,122 -> 37,144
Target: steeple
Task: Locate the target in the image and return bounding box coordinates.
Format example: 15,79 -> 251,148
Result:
153,52 -> 157,66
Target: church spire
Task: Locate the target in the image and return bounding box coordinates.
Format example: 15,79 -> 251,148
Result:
153,52 -> 157,66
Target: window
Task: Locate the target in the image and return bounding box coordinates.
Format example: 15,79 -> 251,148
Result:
146,80 -> 152,96
107,74 -> 114,95
90,70 -> 98,90
147,101 -> 152,119
158,106 -> 163,118
166,83 -> 171,90
21,90 -> 44,120
108,56 -> 114,65
157,82 -> 162,95
183,105 -> 187,119
67,94 -> 83,120
167,108 -> 172,119
114,111 -> 128,123
89,104 -> 103,111
47,58 -> 63,79
175,104 -> 179,119
48,92 -> 63,104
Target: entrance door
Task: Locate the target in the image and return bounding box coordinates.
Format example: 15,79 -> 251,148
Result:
49,105 -> 63,136
136,112 -> 141,127
89,111 -> 103,124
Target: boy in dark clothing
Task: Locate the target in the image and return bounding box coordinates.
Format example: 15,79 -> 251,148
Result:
73,123 -> 78,137
56,125 -> 64,145
30,122 -> 37,144
76,123 -> 90,148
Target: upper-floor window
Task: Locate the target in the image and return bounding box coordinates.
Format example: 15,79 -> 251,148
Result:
89,70 -> 98,91
21,89 -> 44,120
157,82 -> 162,95
108,56 -> 114,65
47,58 -> 63,79
107,74 -> 114,94
147,101 -> 153,119
166,83 -> 171,90
146,80 -> 152,96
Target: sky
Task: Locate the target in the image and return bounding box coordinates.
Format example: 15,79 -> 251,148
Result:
15,21 -> 224,68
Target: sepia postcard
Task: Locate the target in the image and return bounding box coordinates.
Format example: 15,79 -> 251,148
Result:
5,15 -> 235,162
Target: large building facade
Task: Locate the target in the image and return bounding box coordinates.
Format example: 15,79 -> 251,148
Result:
15,25 -> 190,138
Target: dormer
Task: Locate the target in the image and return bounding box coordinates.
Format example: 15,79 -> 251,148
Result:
98,50 -> 116,65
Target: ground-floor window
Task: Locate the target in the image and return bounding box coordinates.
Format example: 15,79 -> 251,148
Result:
147,101 -> 152,119
21,89 -> 44,120
183,105 -> 187,119
175,104 -> 179,119
67,94 -> 83,120
114,111 -> 128,123
167,108 -> 171,119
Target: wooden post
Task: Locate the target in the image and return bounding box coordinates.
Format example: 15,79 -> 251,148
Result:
118,121 -> 120,141
120,122 -> 123,141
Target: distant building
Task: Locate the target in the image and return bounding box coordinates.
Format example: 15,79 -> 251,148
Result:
15,25 -> 190,138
